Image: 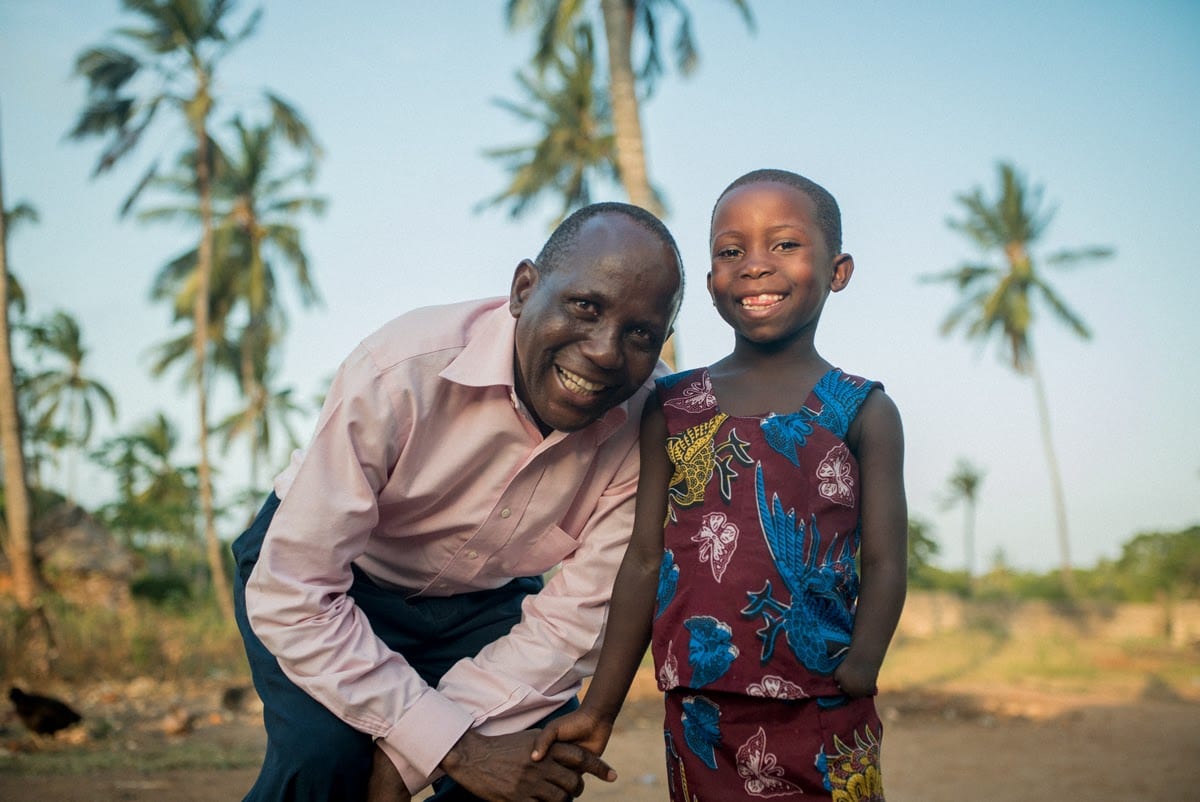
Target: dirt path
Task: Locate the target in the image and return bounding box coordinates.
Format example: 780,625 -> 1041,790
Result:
3,683 -> 1198,800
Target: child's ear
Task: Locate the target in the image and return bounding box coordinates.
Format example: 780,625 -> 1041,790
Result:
706,271 -> 714,304
509,259 -> 539,317
830,254 -> 855,292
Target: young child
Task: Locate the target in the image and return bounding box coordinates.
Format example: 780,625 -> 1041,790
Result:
532,169 -> 908,800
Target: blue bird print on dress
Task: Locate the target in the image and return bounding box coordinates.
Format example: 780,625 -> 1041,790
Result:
656,549 -> 680,619
812,370 -> 875,439
684,616 -> 739,687
741,464 -> 855,674
681,695 -> 722,770
759,407 -> 818,467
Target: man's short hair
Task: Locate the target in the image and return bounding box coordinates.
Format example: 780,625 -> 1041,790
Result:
713,169 -> 843,255
536,202 -> 684,290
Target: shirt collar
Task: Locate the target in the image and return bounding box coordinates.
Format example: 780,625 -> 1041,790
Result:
438,300 -> 630,442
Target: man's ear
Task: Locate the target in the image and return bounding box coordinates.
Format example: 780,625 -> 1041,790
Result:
509,259 -> 539,317
830,254 -> 855,293
706,271 -> 714,304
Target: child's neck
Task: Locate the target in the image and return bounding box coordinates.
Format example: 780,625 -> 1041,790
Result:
709,339 -> 832,418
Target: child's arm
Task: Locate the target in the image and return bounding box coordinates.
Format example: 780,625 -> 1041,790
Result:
531,400 -> 671,764
837,388 -> 908,697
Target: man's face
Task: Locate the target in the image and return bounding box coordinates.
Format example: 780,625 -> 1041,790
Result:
510,214 -> 682,433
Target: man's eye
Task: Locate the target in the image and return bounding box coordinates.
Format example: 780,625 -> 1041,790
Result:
628,327 -> 658,349
630,326 -> 654,341
572,299 -> 599,314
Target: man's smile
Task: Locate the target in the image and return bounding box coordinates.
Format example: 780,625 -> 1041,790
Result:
556,365 -> 608,397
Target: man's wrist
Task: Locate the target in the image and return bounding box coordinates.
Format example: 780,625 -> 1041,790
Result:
439,729 -> 477,775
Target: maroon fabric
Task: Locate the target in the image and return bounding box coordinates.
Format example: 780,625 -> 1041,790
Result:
662,689 -> 884,800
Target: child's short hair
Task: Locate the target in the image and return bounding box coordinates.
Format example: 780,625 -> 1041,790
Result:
713,169 -> 843,254
536,202 -> 683,285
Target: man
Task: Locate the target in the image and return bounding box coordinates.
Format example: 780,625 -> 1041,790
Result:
233,202 -> 684,802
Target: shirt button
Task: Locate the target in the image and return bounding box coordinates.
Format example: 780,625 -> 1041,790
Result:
467,550 -> 479,560
500,508 -> 512,519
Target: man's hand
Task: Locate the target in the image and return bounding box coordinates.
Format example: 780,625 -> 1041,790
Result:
441,728 -> 615,802
367,742 -> 412,802
530,708 -> 614,764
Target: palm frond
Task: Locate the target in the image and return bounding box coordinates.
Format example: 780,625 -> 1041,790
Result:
1044,246 -> 1114,267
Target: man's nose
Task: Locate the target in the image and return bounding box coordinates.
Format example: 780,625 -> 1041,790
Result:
580,324 -> 624,370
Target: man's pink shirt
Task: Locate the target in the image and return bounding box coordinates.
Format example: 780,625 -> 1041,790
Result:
244,298 -> 653,791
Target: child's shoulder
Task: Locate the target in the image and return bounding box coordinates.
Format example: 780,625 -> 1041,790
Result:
825,366 -> 878,390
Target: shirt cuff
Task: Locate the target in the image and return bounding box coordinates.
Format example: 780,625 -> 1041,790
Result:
380,687 -> 475,792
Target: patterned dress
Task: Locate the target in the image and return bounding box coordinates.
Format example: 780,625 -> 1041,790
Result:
652,366 -> 886,801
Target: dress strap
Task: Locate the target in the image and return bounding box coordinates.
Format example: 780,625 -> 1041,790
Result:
811,369 -> 878,439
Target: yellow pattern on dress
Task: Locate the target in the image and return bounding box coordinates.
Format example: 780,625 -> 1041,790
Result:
826,725 -> 884,802
665,412 -> 729,512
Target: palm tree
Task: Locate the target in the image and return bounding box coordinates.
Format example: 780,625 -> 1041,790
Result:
210,116 -> 322,447
923,162 -> 1113,593
23,311 -> 118,503
212,330 -> 307,510
943,458 -> 984,594
69,0 -> 316,621
505,0 -> 754,216
93,413 -> 199,554
142,117 -> 321,502
0,116 -> 42,608
482,22 -> 618,226
2,199 -> 35,316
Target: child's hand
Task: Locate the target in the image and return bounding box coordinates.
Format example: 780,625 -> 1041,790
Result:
833,654 -> 879,698
530,707 -> 615,767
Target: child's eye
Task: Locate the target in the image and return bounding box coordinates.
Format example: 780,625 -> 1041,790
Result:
714,247 -> 741,259
777,240 -> 801,251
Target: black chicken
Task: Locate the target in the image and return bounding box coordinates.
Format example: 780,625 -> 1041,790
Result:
8,686 -> 82,735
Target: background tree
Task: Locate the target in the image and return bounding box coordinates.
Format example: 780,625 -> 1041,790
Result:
209,115 -> 322,471
23,311 -> 117,503
906,516 -> 940,588
93,412 -> 199,559
942,458 -> 985,594
212,329 -> 307,516
0,116 -> 42,609
1116,526 -> 1200,603
481,22 -> 617,227
923,162 -> 1113,593
70,0 -> 317,621
505,0 -> 754,216
139,115 -> 321,506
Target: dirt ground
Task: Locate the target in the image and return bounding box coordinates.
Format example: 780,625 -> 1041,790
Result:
2,672 -> 1198,801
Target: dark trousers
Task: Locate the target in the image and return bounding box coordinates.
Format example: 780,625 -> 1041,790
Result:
233,493 -> 571,801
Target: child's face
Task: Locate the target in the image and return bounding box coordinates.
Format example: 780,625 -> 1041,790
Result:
707,181 -> 852,347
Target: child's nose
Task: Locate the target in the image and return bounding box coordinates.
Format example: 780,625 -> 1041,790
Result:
741,253 -> 774,278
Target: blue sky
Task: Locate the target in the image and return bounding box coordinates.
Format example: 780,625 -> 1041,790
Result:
2,0 -> 1198,573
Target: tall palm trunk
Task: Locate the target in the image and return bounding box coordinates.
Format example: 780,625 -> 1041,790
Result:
1029,356 -> 1073,593
0,121 -> 41,608
599,0 -> 659,216
189,81 -> 234,622
962,498 -> 976,596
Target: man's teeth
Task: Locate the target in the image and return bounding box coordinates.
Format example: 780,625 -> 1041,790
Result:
558,367 -> 605,394
741,294 -> 783,308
